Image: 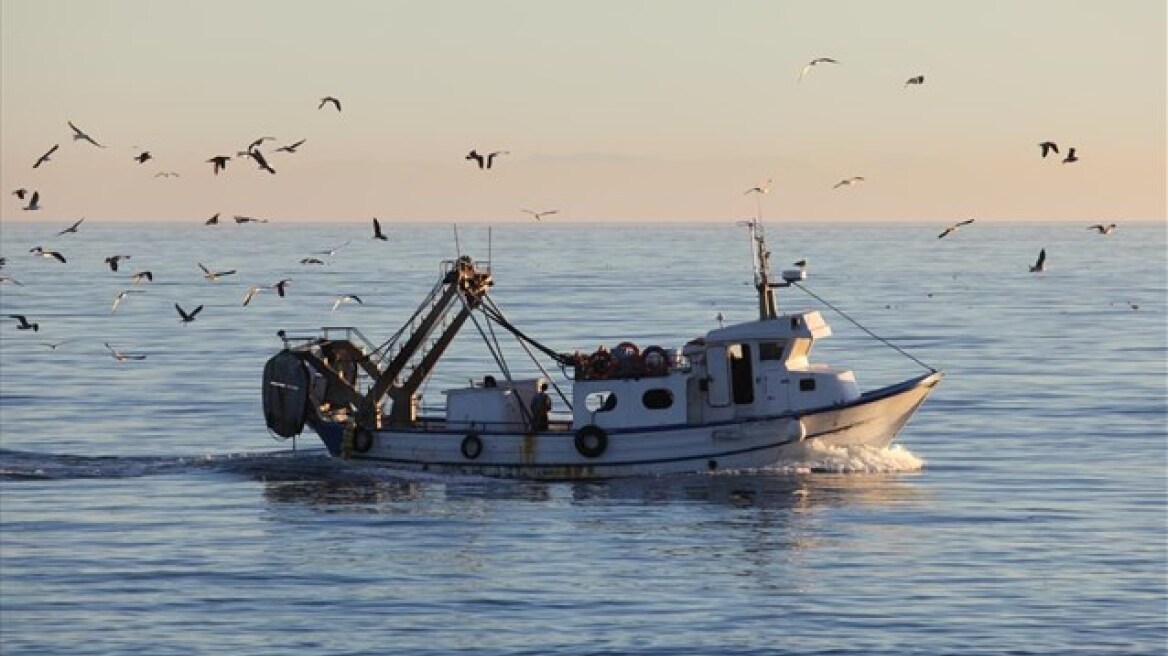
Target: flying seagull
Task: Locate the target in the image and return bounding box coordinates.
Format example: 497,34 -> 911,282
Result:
205,213 -> 220,225
1087,223 -> 1116,235
134,151 -> 152,164
275,139 -> 306,154
12,188 -> 27,200
21,190 -> 40,211
1062,147 -> 1078,164
319,96 -> 342,112
1029,248 -> 1047,273
744,178 -> 772,195
105,255 -> 131,271
938,218 -> 975,239
68,121 -> 106,148
8,314 -> 38,331
466,150 -> 485,169
198,262 -> 237,281
332,294 -> 364,312
242,285 -> 264,307
57,218 -> 85,236
904,75 -> 925,87
207,156 -> 230,175
154,171 -> 180,178
300,257 -> 325,265
250,149 -> 276,174
372,217 -> 388,241
1038,142 -> 1059,158
522,209 -> 559,221
29,246 -> 65,263
272,279 -> 291,297
41,340 -> 71,350
0,276 -> 24,286
234,215 -> 268,224
799,57 -> 839,82
111,289 -> 144,313
314,240 -> 351,256
33,144 -> 59,168
486,150 -> 509,169
833,176 -> 865,189
130,270 -> 154,285
175,303 -> 204,324
247,137 -> 276,151
105,342 -> 147,361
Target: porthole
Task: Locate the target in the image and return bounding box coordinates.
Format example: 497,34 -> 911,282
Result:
642,389 -> 674,410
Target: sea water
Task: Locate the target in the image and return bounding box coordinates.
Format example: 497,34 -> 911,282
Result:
1,221 -> 1164,655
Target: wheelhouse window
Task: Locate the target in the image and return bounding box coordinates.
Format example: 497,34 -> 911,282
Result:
642,389 -> 674,410
586,391 -> 617,412
759,341 -> 787,361
799,378 -> 817,392
729,344 -> 755,405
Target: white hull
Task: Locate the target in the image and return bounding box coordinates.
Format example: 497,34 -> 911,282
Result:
310,372 -> 941,480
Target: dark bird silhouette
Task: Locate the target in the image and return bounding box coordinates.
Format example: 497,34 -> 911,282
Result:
466,150 -> 485,169
275,139 -> 306,153
938,218 -> 975,239
29,246 -> 65,263
13,188 -> 27,200
300,257 -> 325,265
154,171 -> 180,178
833,176 -> 865,189
372,217 -> 388,241
134,151 -> 152,164
250,149 -> 276,174
33,144 -> 59,168
205,213 -> 220,225
1029,248 -> 1047,272
793,258 -> 808,268
1062,147 -> 1078,164
799,57 -> 839,81
319,96 -> 342,112
1087,223 -> 1116,235
21,190 -> 40,211
486,151 -> 509,169
57,218 -> 85,236
234,215 -> 268,224
175,303 -> 204,324
1038,142 -> 1059,158
105,254 -> 131,271
272,279 -> 291,297
248,137 -> 275,150
68,121 -> 105,148
904,75 -> 925,87
8,314 -> 38,331
207,156 -> 230,175
130,270 -> 153,284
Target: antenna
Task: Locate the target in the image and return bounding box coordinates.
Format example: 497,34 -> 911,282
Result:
453,223 -> 462,259
488,226 -> 493,272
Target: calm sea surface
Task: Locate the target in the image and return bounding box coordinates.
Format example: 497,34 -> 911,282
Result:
1,220 -> 1165,655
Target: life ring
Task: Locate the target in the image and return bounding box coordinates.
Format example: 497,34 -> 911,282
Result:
614,341 -> 640,358
460,432 -> 484,460
641,346 -> 669,375
574,425 -> 608,458
352,427 -> 374,454
588,350 -> 617,379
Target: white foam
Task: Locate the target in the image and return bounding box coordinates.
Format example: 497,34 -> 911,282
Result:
764,439 -> 925,474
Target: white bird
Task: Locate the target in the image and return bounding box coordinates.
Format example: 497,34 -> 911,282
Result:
522,209 -> 559,221
21,190 -> 41,211
105,342 -> 147,361
1087,223 -> 1116,235
0,276 -> 24,286
938,218 -> 975,239
111,289 -> 144,313
799,57 -> 839,82
198,262 -> 236,281
242,285 -> 264,306
331,294 -> 364,312
1029,248 -> 1047,273
833,176 -> 865,189
68,121 -> 105,148
29,246 -> 66,263
744,178 -> 772,195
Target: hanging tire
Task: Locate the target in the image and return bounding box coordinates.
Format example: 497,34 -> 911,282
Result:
641,345 -> 669,376
352,427 -> 374,454
461,432 -> 483,460
574,425 -> 608,458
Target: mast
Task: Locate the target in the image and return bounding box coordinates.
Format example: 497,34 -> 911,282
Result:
748,219 -> 778,319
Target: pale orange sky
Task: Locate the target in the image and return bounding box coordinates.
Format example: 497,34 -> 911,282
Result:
1,0 -> 1164,223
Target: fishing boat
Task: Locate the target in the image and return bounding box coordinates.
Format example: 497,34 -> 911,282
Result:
262,221 -> 941,479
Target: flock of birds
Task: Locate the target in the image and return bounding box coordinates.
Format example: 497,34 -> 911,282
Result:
1,61 -> 1136,355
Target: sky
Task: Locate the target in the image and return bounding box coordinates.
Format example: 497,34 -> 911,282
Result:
1,0 -> 1164,223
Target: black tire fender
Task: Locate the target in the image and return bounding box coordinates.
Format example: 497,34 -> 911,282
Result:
352,427 -> 374,454
460,432 -> 484,460
574,425 -> 608,459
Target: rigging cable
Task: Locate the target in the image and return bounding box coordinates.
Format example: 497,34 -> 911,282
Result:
791,282 -> 937,373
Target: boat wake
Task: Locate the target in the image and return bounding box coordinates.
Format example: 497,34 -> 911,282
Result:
746,440 -> 925,475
